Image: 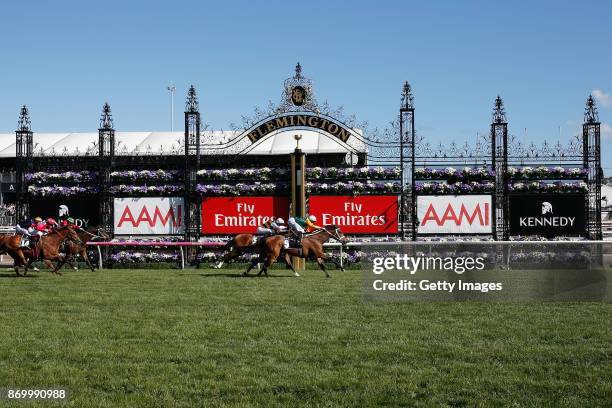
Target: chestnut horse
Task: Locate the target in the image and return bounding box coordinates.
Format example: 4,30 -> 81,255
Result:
0,234 -> 29,276
0,227 -> 81,276
25,227 -> 82,275
63,226 -> 110,271
245,225 -> 348,278
213,233 -> 270,269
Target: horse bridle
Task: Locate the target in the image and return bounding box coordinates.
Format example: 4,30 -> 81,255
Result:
313,227 -> 345,244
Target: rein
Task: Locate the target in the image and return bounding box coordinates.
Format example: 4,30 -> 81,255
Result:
305,227 -> 343,243
76,227 -> 103,241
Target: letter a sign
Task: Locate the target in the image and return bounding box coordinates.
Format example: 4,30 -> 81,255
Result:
114,197 -> 184,235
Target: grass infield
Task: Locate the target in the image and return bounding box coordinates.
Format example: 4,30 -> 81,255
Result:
0,267 -> 610,407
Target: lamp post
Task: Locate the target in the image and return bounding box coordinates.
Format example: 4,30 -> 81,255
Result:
167,84 -> 176,131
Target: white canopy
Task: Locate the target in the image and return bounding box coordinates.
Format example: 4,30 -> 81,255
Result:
0,129 -> 366,157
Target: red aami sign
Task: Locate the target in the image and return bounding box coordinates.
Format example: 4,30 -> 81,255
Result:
308,196 -> 398,234
201,197 -> 289,234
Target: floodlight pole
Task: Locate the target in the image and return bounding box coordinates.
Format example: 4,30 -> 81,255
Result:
167,84 -> 176,131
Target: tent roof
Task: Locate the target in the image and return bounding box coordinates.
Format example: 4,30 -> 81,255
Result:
0,129 -> 366,157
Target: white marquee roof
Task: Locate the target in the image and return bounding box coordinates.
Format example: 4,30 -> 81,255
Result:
0,129 -> 366,157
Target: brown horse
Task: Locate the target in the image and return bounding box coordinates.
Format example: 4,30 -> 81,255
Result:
245,225 -> 348,278
63,226 -> 110,271
25,227 -> 83,275
213,233 -> 268,269
0,234 -> 29,276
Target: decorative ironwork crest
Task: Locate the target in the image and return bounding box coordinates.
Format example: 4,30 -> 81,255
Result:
100,102 -> 113,129
584,95 -> 599,124
18,105 -> 31,131
186,85 -> 199,113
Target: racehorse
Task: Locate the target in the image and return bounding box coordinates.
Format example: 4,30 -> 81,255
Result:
245,225 -> 348,278
62,226 -> 110,271
0,234 -> 29,276
213,233 -> 269,269
25,227 -> 82,275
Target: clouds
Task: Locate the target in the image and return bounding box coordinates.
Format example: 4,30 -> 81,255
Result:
593,89 -> 611,108
602,123 -> 612,139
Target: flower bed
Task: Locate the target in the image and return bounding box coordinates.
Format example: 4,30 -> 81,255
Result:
197,167 -> 288,181
110,170 -> 181,181
28,185 -> 99,196
109,184 -> 183,195
507,166 -> 587,180
26,171 -> 97,184
508,181 -> 587,193
196,183 -> 286,195
109,251 -> 179,265
307,181 -> 401,195
196,166 -> 401,181
306,166 -> 401,180
415,181 -> 495,194
414,167 -> 494,181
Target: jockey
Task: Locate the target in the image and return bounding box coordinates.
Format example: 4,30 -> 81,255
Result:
61,217 -> 76,228
256,219 -> 275,236
271,218 -> 287,234
15,218 -> 33,236
288,215 -> 322,244
31,217 -> 47,237
46,218 -> 59,230
257,217 -> 287,237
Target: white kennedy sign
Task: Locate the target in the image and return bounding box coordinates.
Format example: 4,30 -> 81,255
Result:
417,195 -> 492,234
114,197 -> 184,235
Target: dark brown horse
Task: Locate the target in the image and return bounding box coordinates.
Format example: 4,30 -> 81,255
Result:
245,226 -> 348,278
63,226 -> 110,271
25,227 -> 82,275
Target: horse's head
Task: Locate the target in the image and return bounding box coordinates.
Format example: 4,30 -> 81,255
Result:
324,225 -> 349,246
92,226 -> 111,241
98,228 -> 111,241
61,226 -> 83,246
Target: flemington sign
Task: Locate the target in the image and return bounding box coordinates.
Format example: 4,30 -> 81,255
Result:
246,114 -> 352,143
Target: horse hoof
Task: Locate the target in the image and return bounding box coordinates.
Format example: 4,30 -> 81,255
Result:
294,273 -> 300,277
33,267 -> 40,272
73,267 -> 78,271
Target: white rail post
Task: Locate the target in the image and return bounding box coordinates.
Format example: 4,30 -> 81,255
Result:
179,245 -> 185,270
97,245 -> 103,270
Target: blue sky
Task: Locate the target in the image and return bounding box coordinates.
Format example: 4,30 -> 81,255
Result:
1,1 -> 610,172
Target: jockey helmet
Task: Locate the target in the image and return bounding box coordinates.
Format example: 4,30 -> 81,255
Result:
276,218 -> 285,225
47,218 -> 57,225
67,217 -> 75,224
34,217 -> 43,223
308,215 -> 317,222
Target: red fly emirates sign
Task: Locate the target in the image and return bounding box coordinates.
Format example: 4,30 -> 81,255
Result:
201,197 -> 289,234
417,195 -> 492,234
308,196 -> 398,234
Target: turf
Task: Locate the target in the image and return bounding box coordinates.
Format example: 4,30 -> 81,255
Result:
0,268 -> 610,407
